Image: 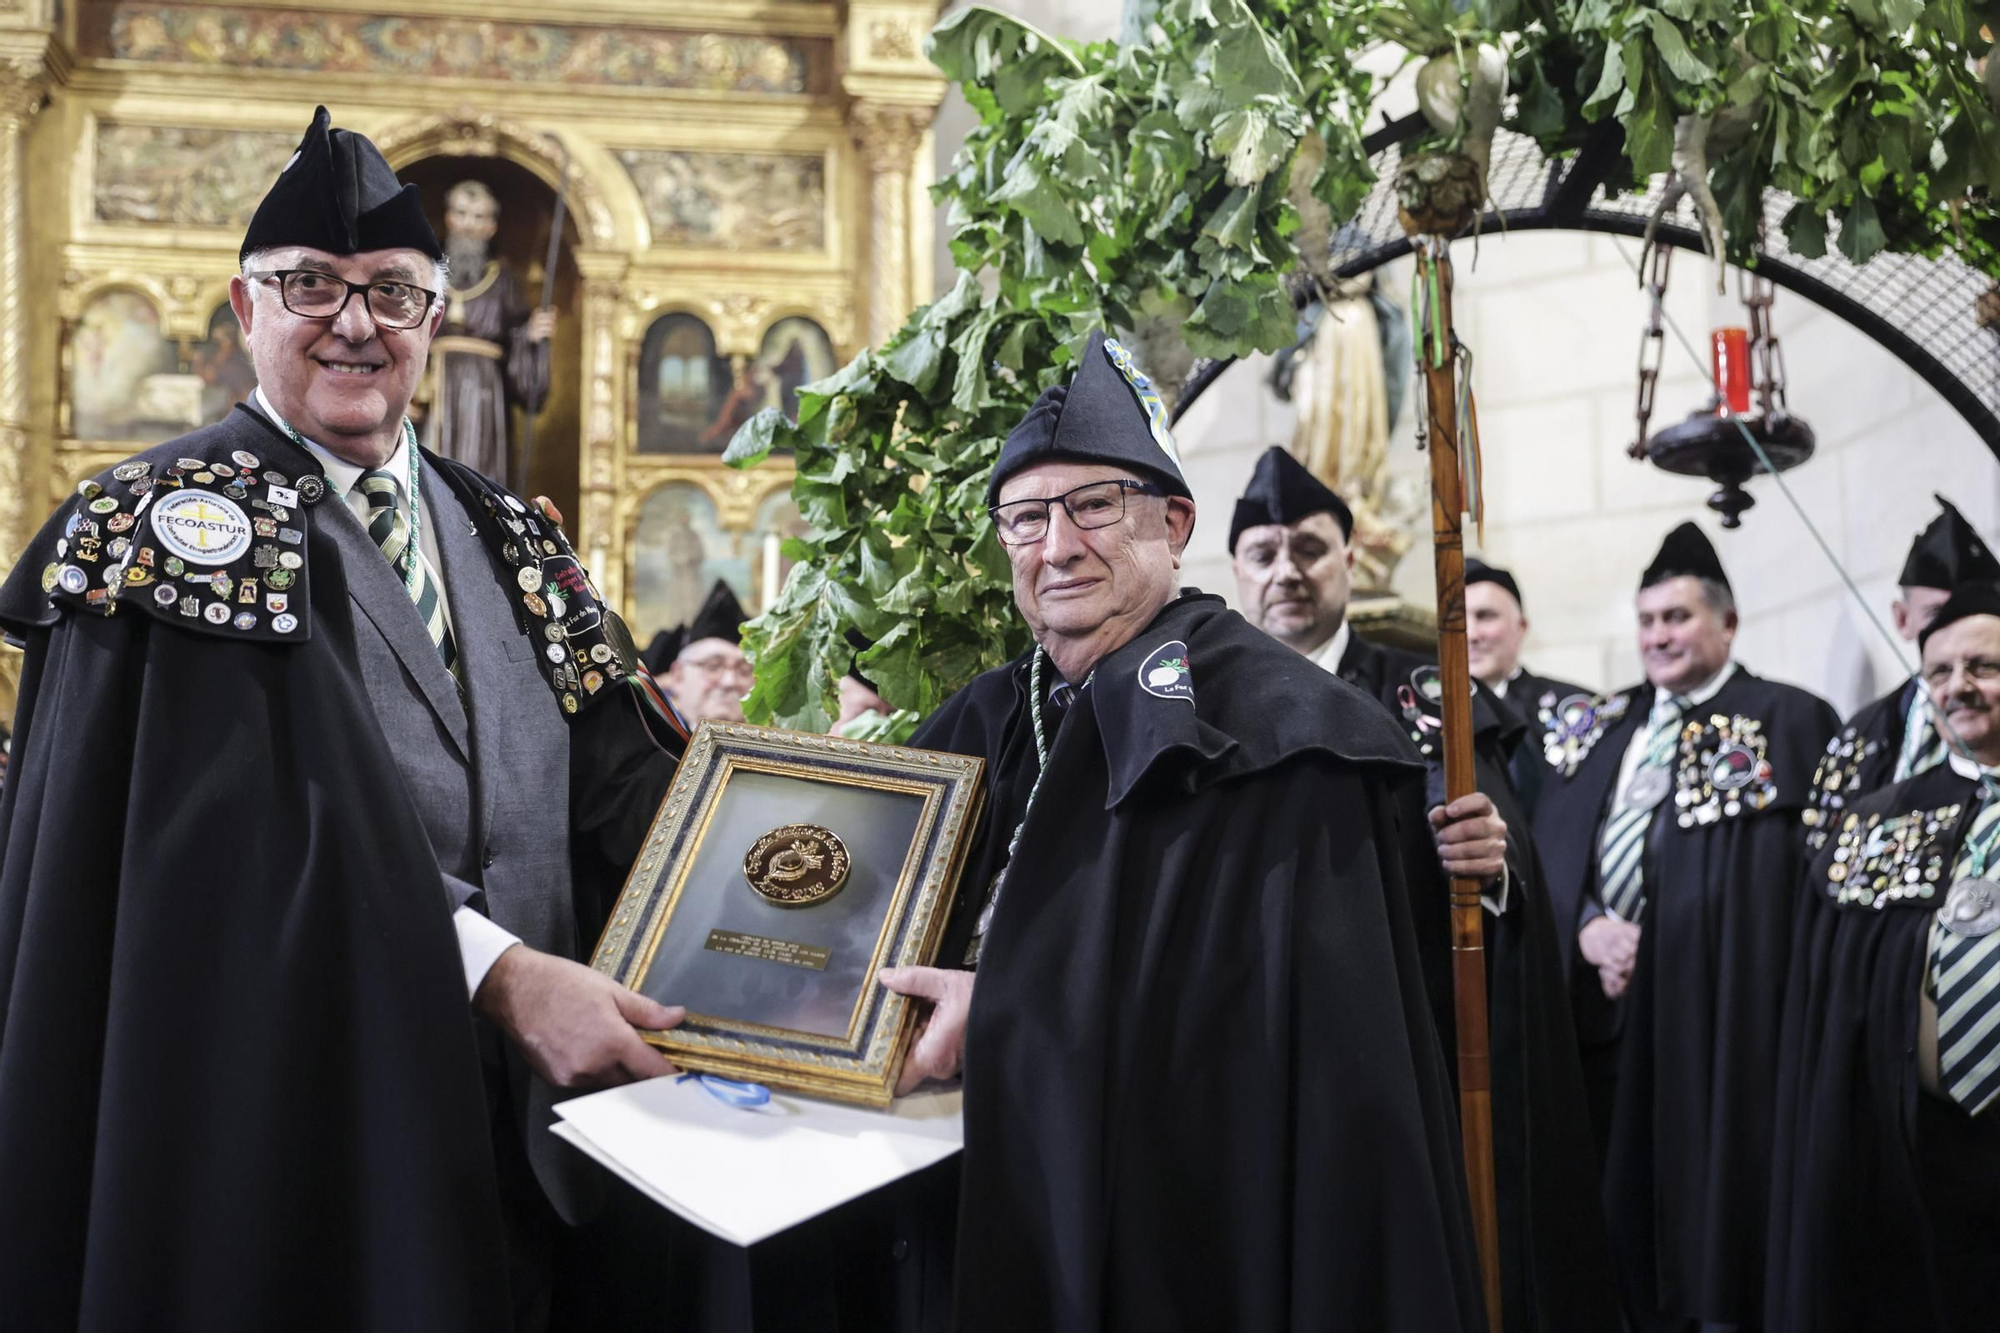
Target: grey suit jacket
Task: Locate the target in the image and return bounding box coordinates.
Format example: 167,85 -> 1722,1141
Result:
321,463 -> 596,1221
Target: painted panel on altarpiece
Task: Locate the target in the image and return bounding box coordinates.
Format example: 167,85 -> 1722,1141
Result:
82,5 -> 819,94
93,123 -> 296,229
631,482 -> 749,637
193,303 -> 257,427
68,290 -> 183,442
756,317 -> 837,422
617,150 -> 827,252
636,313 -> 734,455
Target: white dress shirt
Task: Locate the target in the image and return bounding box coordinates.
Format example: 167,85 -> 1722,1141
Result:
1947,751 -> 2000,783
253,388 -> 518,995
1306,620 -> 1352,677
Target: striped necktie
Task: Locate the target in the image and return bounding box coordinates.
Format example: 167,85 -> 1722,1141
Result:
1896,684 -> 1948,782
357,467 -> 457,673
1596,694 -> 1689,922
1931,796 -> 2000,1115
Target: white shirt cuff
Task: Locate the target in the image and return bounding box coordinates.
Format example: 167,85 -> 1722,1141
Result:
454,905 -> 522,997
1481,864 -> 1510,917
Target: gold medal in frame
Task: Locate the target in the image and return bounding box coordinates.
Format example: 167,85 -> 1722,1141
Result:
591,722 -> 984,1107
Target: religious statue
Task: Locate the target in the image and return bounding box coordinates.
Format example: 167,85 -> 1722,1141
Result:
1270,274 -> 1421,594
416,179 -> 554,487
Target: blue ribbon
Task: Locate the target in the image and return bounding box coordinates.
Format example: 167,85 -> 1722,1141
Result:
678,1072 -> 771,1108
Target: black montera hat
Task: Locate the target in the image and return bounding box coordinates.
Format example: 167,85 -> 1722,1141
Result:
986,329 -> 1191,506
240,106 -> 443,264
1900,495 -> 2000,591
1641,521 -> 1731,593
684,580 -> 747,648
641,629 -> 684,676
1465,558 -> 1524,611
1918,580 -> 2000,652
1227,446 -> 1355,552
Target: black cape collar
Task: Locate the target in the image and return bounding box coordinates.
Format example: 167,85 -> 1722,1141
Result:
1043,590 -> 1420,810
1085,592 -> 1236,809
0,406 -> 327,635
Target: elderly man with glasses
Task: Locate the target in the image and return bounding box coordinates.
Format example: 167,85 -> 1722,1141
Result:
0,108 -> 683,1331
1768,581 -> 2000,1333
653,579 -> 754,726
879,329 -> 1484,1333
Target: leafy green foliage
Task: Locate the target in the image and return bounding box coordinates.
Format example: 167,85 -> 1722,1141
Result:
1530,0 -> 2000,265
729,1 -> 1360,734
730,0 -> 2000,734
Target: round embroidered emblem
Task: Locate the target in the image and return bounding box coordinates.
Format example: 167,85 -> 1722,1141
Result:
150,489 -> 253,566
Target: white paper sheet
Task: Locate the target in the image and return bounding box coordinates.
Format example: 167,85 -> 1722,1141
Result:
551,1077 -> 963,1247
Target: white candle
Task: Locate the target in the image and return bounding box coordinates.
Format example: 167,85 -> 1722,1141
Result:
761,532 -> 782,609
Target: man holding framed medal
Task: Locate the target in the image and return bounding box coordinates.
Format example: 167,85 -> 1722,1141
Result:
877,330 -> 1486,1332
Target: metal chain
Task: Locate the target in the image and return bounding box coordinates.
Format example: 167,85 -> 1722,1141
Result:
1631,241 -> 1673,458
1739,267 -> 1787,419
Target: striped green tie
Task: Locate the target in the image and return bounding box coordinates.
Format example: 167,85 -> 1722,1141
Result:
1596,695 -> 1689,922
358,468 -> 457,674
1932,797 -> 2000,1116
1896,685 -> 1949,782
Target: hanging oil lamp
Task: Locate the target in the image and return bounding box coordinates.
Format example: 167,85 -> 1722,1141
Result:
1630,244 -> 1815,527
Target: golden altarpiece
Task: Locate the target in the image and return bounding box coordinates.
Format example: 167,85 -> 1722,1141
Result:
0,0 -> 946,714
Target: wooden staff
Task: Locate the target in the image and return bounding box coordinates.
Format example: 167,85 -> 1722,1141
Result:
1414,235 -> 1502,1331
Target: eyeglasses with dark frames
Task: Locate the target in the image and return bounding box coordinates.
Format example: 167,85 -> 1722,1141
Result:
988,478 -> 1164,546
245,269 -> 439,331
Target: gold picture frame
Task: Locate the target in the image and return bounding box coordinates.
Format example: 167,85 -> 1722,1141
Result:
590,722 -> 985,1107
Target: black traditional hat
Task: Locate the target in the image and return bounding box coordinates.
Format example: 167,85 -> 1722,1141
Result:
1900,495 -> 2000,591
641,629 -> 685,676
986,329 -> 1190,505
683,580 -> 747,648
239,106 -> 443,264
1640,521 -> 1731,593
1227,446 -> 1355,552
1464,558 -> 1524,611
1918,581 -> 2000,652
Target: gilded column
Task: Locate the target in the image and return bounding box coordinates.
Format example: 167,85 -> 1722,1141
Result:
576,269 -> 623,607
841,3 -> 947,348
847,101 -> 935,347
0,58 -> 43,583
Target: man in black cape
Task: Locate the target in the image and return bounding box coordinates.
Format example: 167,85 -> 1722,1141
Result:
1229,443 -> 1618,1333
0,107 -> 682,1331
654,579 -> 753,725
1533,521 -> 1838,1331
1805,496 -> 2000,846
1464,557 -> 1593,817
1766,582 -> 2000,1333
880,333 -> 1485,1331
